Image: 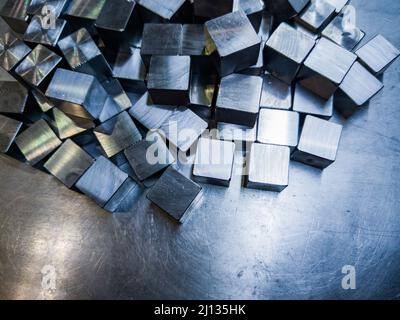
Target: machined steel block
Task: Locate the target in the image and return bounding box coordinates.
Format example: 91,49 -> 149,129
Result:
188,73 -> 217,119
58,28 -> 113,82
147,55 -> 191,106
264,22 -> 315,85
140,23 -> 183,66
265,0 -> 310,21
0,32 -> 31,71
0,114 -> 23,153
65,0 -> 106,22
46,68 -> 108,120
205,10 -> 261,77
297,0 -> 336,33
257,109 -> 300,148
292,115 -> 342,169
245,143 -> 290,192
217,121 -> 257,143
334,62 -> 383,118
94,112 -> 142,158
322,14 -> 365,51
293,83 -> 333,118
260,73 -> 292,110
193,137 -> 236,187
76,155 -> 128,207
298,37 -> 357,99
44,139 -> 95,188
216,73 -> 263,127
129,92 -> 208,153
0,0 -> 30,34
24,15 -> 68,47
125,132 -> 175,181
137,0 -> 191,23
147,166 -> 202,222
194,0 -> 239,19
95,0 -> 143,50
15,44 -> 62,89
355,34 -> 400,76
15,119 -> 62,165
27,0 -> 70,18
0,76 -> 28,114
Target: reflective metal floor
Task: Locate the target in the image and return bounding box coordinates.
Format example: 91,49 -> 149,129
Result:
1,0 -> 400,299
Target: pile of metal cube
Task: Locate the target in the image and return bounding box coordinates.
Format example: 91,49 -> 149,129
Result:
0,0 -> 398,222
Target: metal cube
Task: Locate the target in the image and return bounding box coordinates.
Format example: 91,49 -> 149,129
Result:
217,121 -> 257,143
297,0 -> 336,33
50,108 -> 94,140
104,178 -> 143,213
260,73 -> 292,110
0,114 -> 22,153
140,23 -> 183,66
15,45 -> 62,88
44,139 -> 95,188
94,112 -> 142,158
147,166 -> 202,222
137,0 -> 189,22
292,115 -> 343,169
355,34 -> 400,75
205,10 -> 261,77
216,73 -> 263,127
264,22 -> 315,84
125,132 -> 175,181
334,62 -> 383,118
257,109 -> 300,148
0,76 -> 28,114
188,73 -> 217,119
246,143 -> 290,192
46,68 -> 108,120
298,37 -> 357,99
58,28 -> 113,82
147,55 -> 191,106
265,0 -> 309,21
193,137 -> 236,187
293,83 -> 333,118
76,155 -> 128,207
15,119 -> 62,165
322,14 -> 365,51
24,15 -> 68,47
0,32 -> 31,71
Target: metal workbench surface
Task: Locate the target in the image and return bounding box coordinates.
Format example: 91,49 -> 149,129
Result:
0,0 -> 399,299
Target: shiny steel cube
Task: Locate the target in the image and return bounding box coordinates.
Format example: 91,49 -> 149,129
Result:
292,115 -> 342,169
0,114 -> 22,153
297,0 -> 336,33
260,73 -> 292,110
293,83 -> 333,118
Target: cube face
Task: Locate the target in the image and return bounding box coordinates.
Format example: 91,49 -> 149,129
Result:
182,24 -> 205,56
298,1 -> 336,32
46,68 -> 108,120
246,143 -> 290,192
298,37 -> 357,99
0,0 -> 30,33
293,83 -> 333,118
0,114 -> 22,153
15,45 -> 62,87
216,73 -> 263,127
355,35 -> 400,75
217,121 -> 257,143
293,115 -> 342,168
189,73 -> 217,119
0,32 -> 31,71
51,108 -> 93,140
257,109 -> 300,147
260,73 -> 292,110
194,0 -> 239,19
44,139 -> 94,188
147,55 -> 191,105
264,23 -> 315,84
138,0 -> 186,20
193,137 -> 236,186
322,15 -> 365,51
94,112 -> 142,158
76,156 -> 128,207
0,80 -> 28,114
65,0 -> 107,20
28,0 -> 69,17
95,0 -> 136,31
24,16 -> 67,47
205,10 -> 261,76
15,119 -> 62,165
104,178 -> 143,213
124,132 -> 175,181
141,24 -> 183,63
335,62 -> 383,117
265,0 -> 309,21
147,166 -> 202,221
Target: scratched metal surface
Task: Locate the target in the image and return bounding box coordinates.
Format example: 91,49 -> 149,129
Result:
0,0 -> 400,300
